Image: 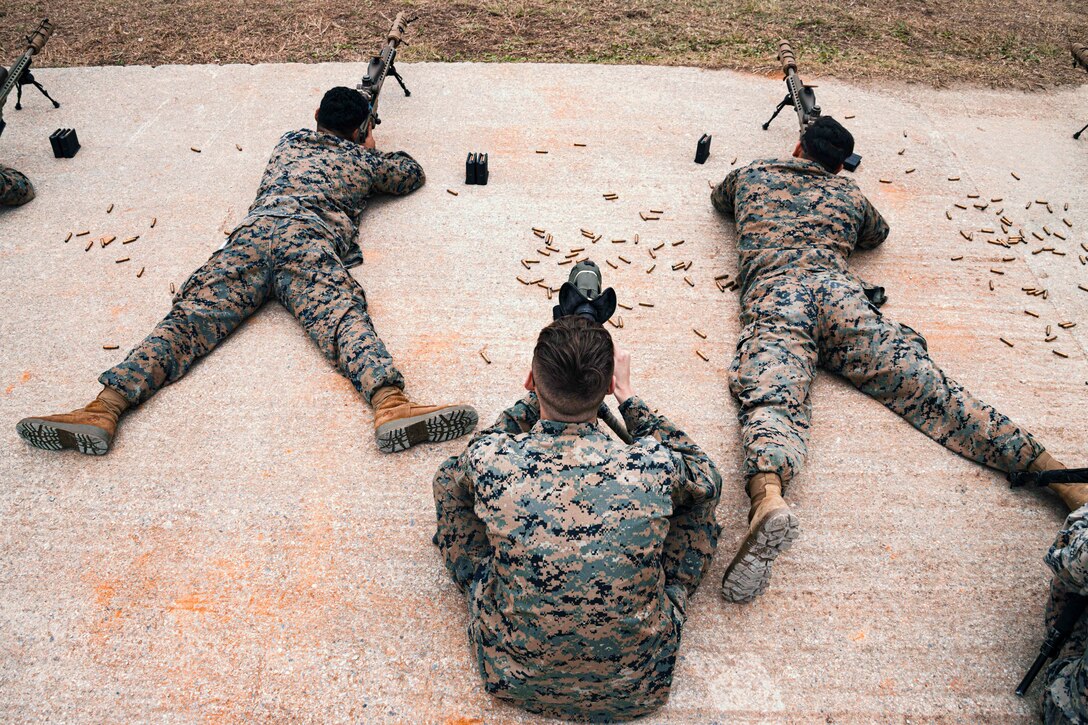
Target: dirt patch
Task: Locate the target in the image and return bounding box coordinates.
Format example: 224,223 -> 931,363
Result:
1,1 -> 1086,88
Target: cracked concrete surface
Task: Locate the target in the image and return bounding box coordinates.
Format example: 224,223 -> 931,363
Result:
0,62 -> 1086,722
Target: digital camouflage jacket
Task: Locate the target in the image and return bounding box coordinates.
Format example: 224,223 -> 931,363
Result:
434,393 -> 722,721
240,129 -> 424,268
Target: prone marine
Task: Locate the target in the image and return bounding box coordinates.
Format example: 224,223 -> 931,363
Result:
16,87 -> 478,455
712,115 -> 1088,603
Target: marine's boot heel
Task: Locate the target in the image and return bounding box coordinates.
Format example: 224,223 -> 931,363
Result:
15,388 -> 128,456
16,418 -> 112,455
375,404 -> 479,453
372,385 -> 479,454
721,506 -> 800,603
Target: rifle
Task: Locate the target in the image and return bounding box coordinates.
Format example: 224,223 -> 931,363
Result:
357,12 -> 414,140
0,19 -> 59,139
1015,592 -> 1088,696
1073,43 -> 1087,140
762,40 -> 862,172
551,261 -> 633,445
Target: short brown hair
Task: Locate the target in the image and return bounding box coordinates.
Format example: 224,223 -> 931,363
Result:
532,316 -> 614,419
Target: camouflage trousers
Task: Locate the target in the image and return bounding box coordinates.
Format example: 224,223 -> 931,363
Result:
100,216 -> 405,405
0,164 -> 35,206
729,271 -> 1043,485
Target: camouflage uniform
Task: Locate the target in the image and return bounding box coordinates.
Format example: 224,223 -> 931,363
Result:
0,164 -> 34,206
100,129 -> 424,405
712,158 -> 1042,486
1043,504 -> 1088,724
433,393 -> 722,721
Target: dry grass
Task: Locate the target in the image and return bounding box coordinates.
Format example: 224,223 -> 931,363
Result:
2,0 -> 1087,88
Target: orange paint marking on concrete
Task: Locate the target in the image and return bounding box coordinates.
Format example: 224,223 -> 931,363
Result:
875,182 -> 915,213
445,718 -> 484,725
76,519 -> 364,716
407,331 -> 467,361
167,592 -> 213,613
5,370 -> 33,394
94,581 -> 118,606
81,572 -> 134,655
541,81 -> 582,121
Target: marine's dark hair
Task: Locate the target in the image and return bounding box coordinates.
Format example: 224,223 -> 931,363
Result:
801,116 -> 854,172
532,316 -> 615,419
317,86 -> 370,137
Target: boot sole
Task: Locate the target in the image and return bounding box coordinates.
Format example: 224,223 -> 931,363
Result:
16,418 -> 111,456
721,507 -> 800,604
375,406 -> 478,454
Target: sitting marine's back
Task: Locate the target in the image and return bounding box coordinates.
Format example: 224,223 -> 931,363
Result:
461,402 -> 688,719
434,317 -> 722,721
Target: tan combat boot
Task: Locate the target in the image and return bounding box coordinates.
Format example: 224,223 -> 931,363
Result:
1032,452 -> 1088,512
371,386 -> 478,454
16,387 -> 130,456
721,472 -> 800,603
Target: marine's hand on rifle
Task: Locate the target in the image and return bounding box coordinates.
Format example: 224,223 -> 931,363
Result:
612,346 -> 634,405
362,120 -> 376,149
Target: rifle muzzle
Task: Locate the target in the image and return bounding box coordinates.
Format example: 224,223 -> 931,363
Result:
1073,43 -> 1088,72
28,19 -> 54,55
777,40 -> 797,76
388,12 -> 412,44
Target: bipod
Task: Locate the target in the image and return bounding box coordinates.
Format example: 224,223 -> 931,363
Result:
388,63 -> 410,97
762,94 -> 791,130
14,60 -> 60,111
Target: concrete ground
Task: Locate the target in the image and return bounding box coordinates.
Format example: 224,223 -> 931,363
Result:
0,61 -> 1086,723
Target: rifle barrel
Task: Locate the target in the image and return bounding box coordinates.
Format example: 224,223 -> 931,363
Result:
1015,592 -> 1088,696
388,12 -> 411,45
28,18 -> 54,54
1,20 -> 53,109
777,40 -> 797,76
1015,653 -> 1049,697
598,403 -> 633,444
